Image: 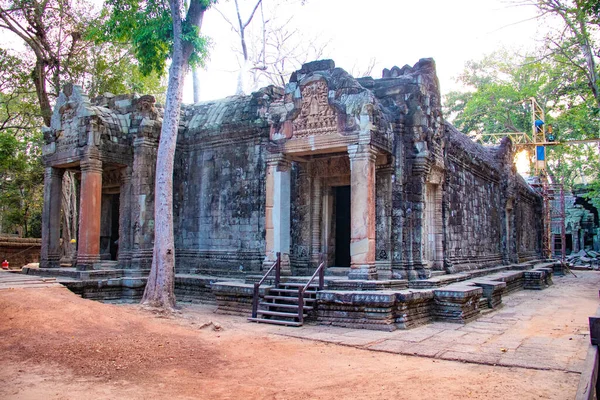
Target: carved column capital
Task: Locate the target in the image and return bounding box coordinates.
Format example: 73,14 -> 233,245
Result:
347,144 -> 378,162
80,158 -> 103,173
266,153 -> 291,172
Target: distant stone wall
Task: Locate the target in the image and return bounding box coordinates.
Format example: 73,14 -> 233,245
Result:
516,184 -> 543,261
0,236 -> 42,268
443,125 -> 506,272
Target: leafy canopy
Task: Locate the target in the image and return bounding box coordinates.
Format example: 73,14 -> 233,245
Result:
94,0 -> 214,77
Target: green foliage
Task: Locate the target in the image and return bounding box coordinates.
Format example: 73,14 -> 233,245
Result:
0,130 -> 43,237
445,50 -> 550,138
0,49 -> 41,135
93,0 -> 214,77
83,42 -> 167,100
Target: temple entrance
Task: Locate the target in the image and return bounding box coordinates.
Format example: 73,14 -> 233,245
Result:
334,185 -> 351,267
566,234 -> 573,254
100,193 -> 120,261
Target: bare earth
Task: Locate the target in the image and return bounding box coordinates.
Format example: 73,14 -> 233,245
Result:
1,271 -> 598,400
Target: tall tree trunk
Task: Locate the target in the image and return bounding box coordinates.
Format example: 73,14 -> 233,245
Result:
141,0 -> 206,309
192,66 -> 201,102
32,59 -> 52,127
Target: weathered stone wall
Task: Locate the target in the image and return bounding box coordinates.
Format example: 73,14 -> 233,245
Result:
174,88 -> 281,275
515,184 -> 542,261
0,236 -> 42,267
443,124 -> 505,272
441,125 -> 541,271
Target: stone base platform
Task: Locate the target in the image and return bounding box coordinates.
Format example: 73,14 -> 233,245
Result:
18,259 -> 563,330
213,281 -> 271,316
469,279 -> 506,309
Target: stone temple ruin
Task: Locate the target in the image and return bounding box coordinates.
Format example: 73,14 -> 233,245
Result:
31,59 -> 563,330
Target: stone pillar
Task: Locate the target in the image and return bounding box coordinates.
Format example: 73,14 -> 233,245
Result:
76,158 -> 103,270
40,167 -> 64,268
310,175 -> 322,266
264,154 -> 291,275
348,144 -> 378,280
118,167 -> 133,268
375,165 -> 394,279
130,134 -> 158,270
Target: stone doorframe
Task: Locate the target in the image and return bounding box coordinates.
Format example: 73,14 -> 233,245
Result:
264,144 -> 382,280
40,158 -> 132,271
424,167 -> 444,271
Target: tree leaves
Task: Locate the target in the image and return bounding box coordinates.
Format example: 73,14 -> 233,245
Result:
95,0 -> 214,77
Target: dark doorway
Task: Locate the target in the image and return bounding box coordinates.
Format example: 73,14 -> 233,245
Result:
110,194 -> 120,260
335,186 -> 351,267
566,234 -> 573,255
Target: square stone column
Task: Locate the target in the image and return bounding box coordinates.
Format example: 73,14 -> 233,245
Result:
348,144 -> 378,280
310,175 -> 322,265
76,158 -> 103,270
264,154 -> 291,275
118,167 -> 132,268
40,167 -> 64,268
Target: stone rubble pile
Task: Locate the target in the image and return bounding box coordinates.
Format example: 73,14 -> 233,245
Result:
567,250 -> 600,269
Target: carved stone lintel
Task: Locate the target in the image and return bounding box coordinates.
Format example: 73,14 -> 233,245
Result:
292,80 -> 337,137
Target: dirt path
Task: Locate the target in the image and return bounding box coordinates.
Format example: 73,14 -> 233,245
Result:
0,285 -> 587,399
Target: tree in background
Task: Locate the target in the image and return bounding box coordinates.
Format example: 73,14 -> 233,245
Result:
215,0 -> 263,94
245,13 -> 329,88
215,0 -> 326,94
100,0 -> 213,309
0,0 -> 166,238
524,0 -> 600,108
444,48 -> 600,188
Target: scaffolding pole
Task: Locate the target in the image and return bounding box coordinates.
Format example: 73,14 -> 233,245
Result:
535,180 -> 566,261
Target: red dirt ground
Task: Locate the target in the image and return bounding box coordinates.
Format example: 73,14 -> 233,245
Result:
0,287 -> 580,399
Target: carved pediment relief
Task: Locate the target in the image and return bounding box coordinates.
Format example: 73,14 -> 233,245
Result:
292,80 -> 337,137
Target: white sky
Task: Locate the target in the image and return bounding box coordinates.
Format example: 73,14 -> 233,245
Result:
187,0 -> 544,103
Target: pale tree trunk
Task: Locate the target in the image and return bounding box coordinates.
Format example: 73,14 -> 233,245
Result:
141,0 -> 207,309
215,0 -> 261,95
192,66 -> 201,102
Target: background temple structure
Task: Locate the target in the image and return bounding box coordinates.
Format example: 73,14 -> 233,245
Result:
32,59 -> 555,329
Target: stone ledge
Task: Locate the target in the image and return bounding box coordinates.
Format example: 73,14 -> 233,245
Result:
395,289 -> 435,329
316,290 -> 398,307
433,285 -> 483,324
485,271 -> 524,294
213,282 -> 272,316
468,279 -> 506,309
326,279 -> 408,291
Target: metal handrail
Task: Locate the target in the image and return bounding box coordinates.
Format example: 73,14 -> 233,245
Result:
251,252 -> 280,319
297,253 -> 326,323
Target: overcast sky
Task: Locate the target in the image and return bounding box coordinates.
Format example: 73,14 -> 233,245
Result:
188,0 -> 544,103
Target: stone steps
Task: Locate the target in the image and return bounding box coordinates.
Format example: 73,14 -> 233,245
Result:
248,282 -> 319,326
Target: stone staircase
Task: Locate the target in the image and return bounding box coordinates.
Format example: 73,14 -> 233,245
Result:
248,281 -> 320,327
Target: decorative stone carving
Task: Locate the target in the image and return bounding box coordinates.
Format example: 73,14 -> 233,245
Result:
310,156 -> 350,178
292,80 -> 337,137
